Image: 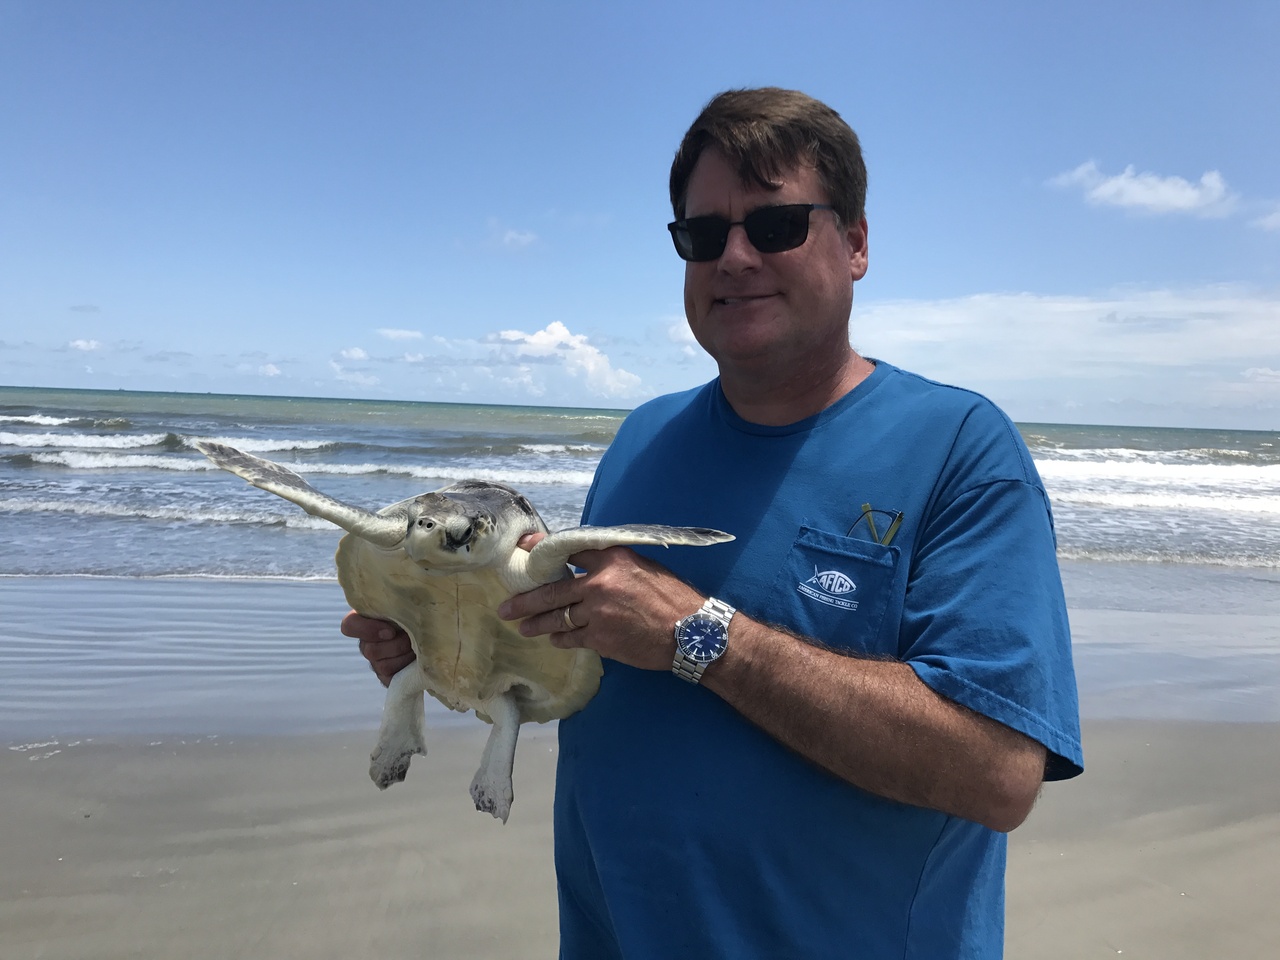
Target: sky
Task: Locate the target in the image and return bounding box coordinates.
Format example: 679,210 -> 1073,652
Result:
2,0 -> 1278,429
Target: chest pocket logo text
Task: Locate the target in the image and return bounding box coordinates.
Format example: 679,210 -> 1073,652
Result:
797,566 -> 859,610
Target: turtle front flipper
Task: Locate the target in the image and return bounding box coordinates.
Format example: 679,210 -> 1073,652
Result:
194,440 -> 405,547
522,524 -> 734,586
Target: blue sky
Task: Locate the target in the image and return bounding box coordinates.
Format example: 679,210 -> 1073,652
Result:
2,0 -> 1278,428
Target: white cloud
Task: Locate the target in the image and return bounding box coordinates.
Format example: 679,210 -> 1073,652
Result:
856,287 -> 1280,426
502,228 -> 538,248
487,217 -> 538,249
666,321 -> 695,344
328,360 -> 379,387
491,321 -> 642,398
402,352 -> 426,363
1243,367 -> 1280,383
339,347 -> 368,360
1050,161 -> 1238,217
1251,206 -> 1280,232
665,319 -> 701,358
259,363 -> 281,377
378,328 -> 424,341
69,339 -> 101,351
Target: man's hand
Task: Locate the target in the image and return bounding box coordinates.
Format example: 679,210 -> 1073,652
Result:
498,536 -> 703,672
341,611 -> 414,686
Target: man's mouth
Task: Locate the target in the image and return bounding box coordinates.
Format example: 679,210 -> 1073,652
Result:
715,294 -> 774,305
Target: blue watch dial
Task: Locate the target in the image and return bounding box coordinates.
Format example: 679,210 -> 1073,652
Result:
676,614 -> 727,663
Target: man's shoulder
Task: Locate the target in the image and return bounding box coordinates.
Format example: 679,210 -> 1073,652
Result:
615,381 -> 717,437
869,362 -> 1038,485
874,362 -> 1008,421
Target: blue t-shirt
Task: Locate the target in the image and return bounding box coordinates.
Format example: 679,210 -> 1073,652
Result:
555,361 -> 1083,960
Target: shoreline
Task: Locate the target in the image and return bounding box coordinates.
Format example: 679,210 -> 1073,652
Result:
5,563 -> 1280,743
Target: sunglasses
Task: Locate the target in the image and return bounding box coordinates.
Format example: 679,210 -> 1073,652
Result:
667,203 -> 836,262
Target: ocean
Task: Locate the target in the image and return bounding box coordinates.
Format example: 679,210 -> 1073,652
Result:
2,383 -> 1279,739
2,384 -> 1278,576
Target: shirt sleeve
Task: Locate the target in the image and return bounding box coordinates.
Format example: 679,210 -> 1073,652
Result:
901,476 -> 1084,780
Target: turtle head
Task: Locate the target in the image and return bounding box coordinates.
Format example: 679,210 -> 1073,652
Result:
402,492 -> 500,572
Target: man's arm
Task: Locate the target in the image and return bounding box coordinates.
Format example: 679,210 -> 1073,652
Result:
497,544 -> 1046,833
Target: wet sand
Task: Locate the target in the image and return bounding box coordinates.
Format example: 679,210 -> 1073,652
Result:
2,573 -> 1278,957
4,720 -> 1277,959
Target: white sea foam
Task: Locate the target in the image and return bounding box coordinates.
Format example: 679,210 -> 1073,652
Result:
1050,489 -> 1280,515
1035,457 -> 1280,488
21,450 -> 599,486
0,415 -> 77,426
196,435 -> 334,453
1,431 -> 169,449
30,452 -> 212,471
1057,546 -> 1280,568
0,496 -> 338,529
518,443 -> 605,455
2,432 -> 334,453
399,464 -> 600,487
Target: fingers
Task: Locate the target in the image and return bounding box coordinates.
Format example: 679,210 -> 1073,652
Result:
516,531 -> 547,552
362,641 -> 417,687
340,610 -> 401,642
342,610 -> 415,687
497,576 -> 578,627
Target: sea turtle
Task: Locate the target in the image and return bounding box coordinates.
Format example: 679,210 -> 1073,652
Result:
194,441 -> 733,821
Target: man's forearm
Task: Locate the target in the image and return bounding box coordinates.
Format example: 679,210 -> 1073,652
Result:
701,615 -> 1047,832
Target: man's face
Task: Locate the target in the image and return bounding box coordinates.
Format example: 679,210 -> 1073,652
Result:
681,148 -> 868,376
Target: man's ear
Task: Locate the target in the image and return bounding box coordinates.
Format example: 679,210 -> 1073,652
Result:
847,215 -> 869,282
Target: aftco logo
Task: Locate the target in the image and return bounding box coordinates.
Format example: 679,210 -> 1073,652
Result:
797,567 -> 859,610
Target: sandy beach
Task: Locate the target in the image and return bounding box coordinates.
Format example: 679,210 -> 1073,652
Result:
2,572 -> 1279,957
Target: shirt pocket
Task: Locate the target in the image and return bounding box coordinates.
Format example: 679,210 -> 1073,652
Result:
760,525 -> 901,657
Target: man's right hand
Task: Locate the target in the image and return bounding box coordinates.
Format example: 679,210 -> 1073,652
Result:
341,611 -> 415,687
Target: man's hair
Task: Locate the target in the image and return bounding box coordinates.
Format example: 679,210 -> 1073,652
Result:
669,87 -> 867,224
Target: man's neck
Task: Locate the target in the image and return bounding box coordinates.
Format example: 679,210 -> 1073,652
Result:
718,350 -> 875,427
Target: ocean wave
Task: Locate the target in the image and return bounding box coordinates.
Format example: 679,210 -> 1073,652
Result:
1036,457 -> 1280,487
0,430 -> 175,450
0,414 -> 133,429
1050,489 -> 1280,514
28,451 -> 215,471
0,415 -> 77,426
16,449 -> 599,486
2,431 -> 339,454
1057,546 -> 1280,568
195,435 -> 337,453
1033,446 -> 1280,469
0,496 -> 339,530
518,443 -> 607,455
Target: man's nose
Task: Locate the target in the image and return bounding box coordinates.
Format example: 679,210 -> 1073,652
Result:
716,223 -> 761,271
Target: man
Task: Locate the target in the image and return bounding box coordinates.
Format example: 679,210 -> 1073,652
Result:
346,88 -> 1082,958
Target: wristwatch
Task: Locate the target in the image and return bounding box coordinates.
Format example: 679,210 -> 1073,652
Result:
672,597 -> 736,684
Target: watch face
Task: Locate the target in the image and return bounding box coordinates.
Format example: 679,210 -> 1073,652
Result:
675,614 -> 727,663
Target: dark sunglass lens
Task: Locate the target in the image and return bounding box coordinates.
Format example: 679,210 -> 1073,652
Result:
667,223 -> 694,260
677,216 -> 730,262
746,205 -> 810,253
